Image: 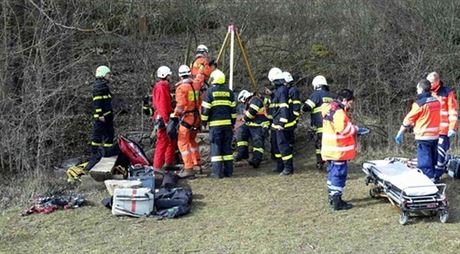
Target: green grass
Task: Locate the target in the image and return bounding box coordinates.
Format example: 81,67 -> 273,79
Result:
1,144 -> 460,253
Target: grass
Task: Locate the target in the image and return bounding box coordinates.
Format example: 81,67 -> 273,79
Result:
1,142 -> 460,254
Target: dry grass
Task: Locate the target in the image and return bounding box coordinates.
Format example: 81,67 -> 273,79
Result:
1,143 -> 460,254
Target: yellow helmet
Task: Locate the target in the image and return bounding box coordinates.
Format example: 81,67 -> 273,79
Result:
209,69 -> 225,85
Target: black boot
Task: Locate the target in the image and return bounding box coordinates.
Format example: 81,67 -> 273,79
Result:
248,160 -> 260,168
279,169 -> 293,176
331,195 -> 352,211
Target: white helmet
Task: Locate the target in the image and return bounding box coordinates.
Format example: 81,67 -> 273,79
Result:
156,66 -> 172,79
178,65 -> 191,77
312,75 -> 328,89
238,90 -> 253,103
426,72 -> 439,83
196,44 -> 208,54
283,71 -> 294,83
268,67 -> 283,82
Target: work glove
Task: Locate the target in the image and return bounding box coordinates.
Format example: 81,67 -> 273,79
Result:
166,117 -> 179,140
395,132 -> 404,145
448,130 -> 456,138
357,127 -> 370,136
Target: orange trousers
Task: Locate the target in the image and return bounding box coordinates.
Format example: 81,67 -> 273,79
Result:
178,125 -> 200,169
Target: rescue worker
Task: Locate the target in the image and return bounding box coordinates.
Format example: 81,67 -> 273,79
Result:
303,75 -> 335,170
321,89 -> 358,210
395,79 -> 441,182
268,67 -> 296,176
173,65 -> 202,179
201,69 -> 236,178
284,72 -> 301,124
427,72 -> 458,181
191,44 -> 212,89
151,66 -> 176,173
234,90 -> 270,168
89,65 -> 115,169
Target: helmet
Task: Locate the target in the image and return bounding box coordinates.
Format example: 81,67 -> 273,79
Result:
178,65 -> 191,77
426,72 -> 439,83
268,67 -> 283,82
312,75 -> 328,89
156,66 -> 172,79
283,71 -> 294,83
209,69 -> 225,85
95,65 -> 111,78
238,90 -> 253,103
196,44 -> 208,54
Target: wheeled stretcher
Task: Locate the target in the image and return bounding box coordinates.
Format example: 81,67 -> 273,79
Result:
362,158 -> 449,225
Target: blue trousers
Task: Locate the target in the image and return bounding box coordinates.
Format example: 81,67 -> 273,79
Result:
417,140 -> 438,179
236,125 -> 265,164
327,160 -> 347,197
210,126 -> 234,177
435,135 -> 450,179
271,128 -> 294,173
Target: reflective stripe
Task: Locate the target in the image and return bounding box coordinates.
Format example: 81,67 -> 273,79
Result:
231,113 -> 237,119
245,111 -> 254,118
237,141 -> 249,146
293,111 -> 300,116
250,104 -> 260,111
93,95 -> 112,100
414,127 -> 439,134
246,121 -> 270,127
322,133 -> 350,140
315,149 -> 321,154
211,156 -> 223,162
274,153 -> 282,158
188,90 -> 200,101
212,100 -> 233,107
253,147 -> 264,153
91,141 -> 102,146
321,145 -> 355,152
315,127 -> 323,134
282,154 -> 293,161
312,107 -> 322,114
103,143 -> 113,148
201,115 -> 209,121
305,99 -> 316,108
202,101 -> 211,109
93,114 -> 100,118
181,149 -> 191,156
440,123 -> 449,127
279,103 -> 289,108
209,119 -> 232,127
103,111 -> 112,116
279,117 -> 288,123
223,155 -> 233,161
448,116 -> 458,121
292,100 -> 302,104
440,111 -> 449,116
212,91 -> 230,97
416,136 -> 439,141
284,120 -> 297,128
269,103 -> 277,108
95,108 -> 102,113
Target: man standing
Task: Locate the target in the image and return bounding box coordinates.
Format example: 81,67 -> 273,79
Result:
321,89 -> 357,210
235,90 -> 270,168
173,65 -> 202,179
201,69 -> 236,178
191,44 -> 212,89
395,79 -> 441,182
303,75 -> 335,170
151,66 -> 176,173
88,65 -> 114,169
427,72 -> 458,182
268,67 -> 296,176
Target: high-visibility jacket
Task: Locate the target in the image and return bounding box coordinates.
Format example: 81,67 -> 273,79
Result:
191,56 -> 211,78
201,84 -> 236,127
152,79 -> 173,123
303,86 -> 335,132
174,78 -> 202,128
269,84 -> 296,130
431,81 -> 458,135
403,92 -> 441,141
321,101 -> 357,161
288,86 -> 301,120
243,95 -> 270,128
92,78 -> 113,121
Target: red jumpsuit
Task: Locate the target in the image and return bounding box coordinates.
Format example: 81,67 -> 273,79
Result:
151,79 -> 176,170
174,78 -> 202,170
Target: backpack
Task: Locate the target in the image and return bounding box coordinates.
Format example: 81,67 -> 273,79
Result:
118,135 -> 150,166
154,187 -> 192,219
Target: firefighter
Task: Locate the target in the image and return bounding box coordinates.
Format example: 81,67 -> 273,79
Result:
395,79 -> 441,182
201,69 -> 236,178
427,72 -> 458,181
321,89 -> 358,210
191,44 -> 212,90
88,65 -> 115,169
303,75 -> 335,170
268,67 -> 296,176
151,66 -> 176,173
283,71 -> 301,124
235,90 -> 270,168
173,65 -> 202,179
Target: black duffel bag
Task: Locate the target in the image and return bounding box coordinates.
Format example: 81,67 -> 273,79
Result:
154,187 -> 192,219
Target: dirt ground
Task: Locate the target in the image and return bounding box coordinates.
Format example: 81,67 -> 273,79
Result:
1,143 -> 460,254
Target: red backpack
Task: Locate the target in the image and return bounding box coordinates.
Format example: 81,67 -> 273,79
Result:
118,135 -> 150,166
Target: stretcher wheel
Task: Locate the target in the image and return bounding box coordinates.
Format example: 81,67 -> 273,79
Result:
399,212 -> 409,225
439,210 -> 449,223
369,189 -> 377,198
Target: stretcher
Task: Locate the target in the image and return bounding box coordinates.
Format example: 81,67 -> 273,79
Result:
362,158 -> 449,225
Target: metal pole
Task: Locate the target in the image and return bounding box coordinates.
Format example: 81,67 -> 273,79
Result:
229,25 -> 235,90
216,30 -> 230,64
235,31 -> 257,91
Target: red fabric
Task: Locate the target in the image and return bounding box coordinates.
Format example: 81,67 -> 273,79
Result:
119,136 -> 150,166
173,78 -> 202,127
153,128 -> 177,169
152,80 -> 173,122
191,56 -> 211,78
